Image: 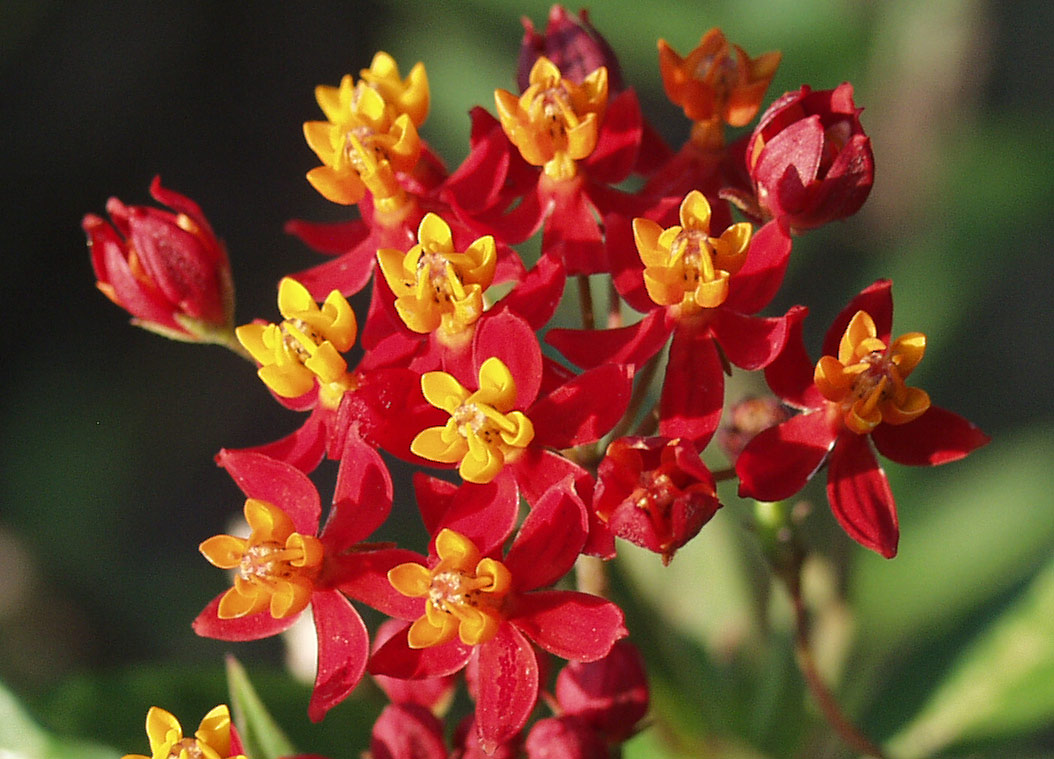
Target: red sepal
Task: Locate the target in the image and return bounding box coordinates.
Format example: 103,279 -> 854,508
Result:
216,450 -> 320,534
827,433 -> 898,558
504,479 -> 588,592
307,589 -> 369,721
511,590 -> 627,662
736,411 -> 837,501
192,593 -> 299,641
871,406 -> 990,466
475,625 -> 540,754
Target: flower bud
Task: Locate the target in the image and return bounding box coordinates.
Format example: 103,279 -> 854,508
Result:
84,176 -> 234,342
525,716 -> 607,759
555,640 -> 649,742
717,395 -> 791,462
746,83 -> 874,231
517,5 -> 624,93
593,436 -> 721,563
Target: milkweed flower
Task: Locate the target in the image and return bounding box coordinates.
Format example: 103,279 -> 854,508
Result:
83,176 -> 235,344
122,705 -> 245,759
735,280 -> 989,557
194,438 -> 421,720
371,479 -> 627,753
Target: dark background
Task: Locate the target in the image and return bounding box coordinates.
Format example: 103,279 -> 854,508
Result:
1,1 -> 1052,756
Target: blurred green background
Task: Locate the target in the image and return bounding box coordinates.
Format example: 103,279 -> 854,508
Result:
1,0 -> 1051,757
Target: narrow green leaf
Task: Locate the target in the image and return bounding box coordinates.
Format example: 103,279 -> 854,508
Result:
0,678 -> 120,759
226,656 -> 297,759
887,557 -> 1054,758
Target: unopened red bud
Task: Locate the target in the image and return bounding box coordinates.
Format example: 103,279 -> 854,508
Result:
517,5 -> 624,93
555,640 -> 648,742
718,396 -> 791,461
746,83 -> 874,231
525,716 -> 608,759
83,176 -> 234,343
370,704 -> 447,759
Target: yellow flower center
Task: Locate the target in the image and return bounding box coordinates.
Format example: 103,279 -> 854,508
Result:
236,278 -> 358,406
411,357 -> 535,484
388,529 -> 512,648
495,56 -> 607,181
814,310 -> 931,435
199,499 -> 324,620
634,190 -> 752,312
377,213 -> 496,347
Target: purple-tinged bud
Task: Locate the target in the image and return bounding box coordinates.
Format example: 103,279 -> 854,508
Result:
517,5 -> 624,93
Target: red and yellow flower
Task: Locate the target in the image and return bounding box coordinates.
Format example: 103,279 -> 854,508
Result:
123,705 -> 244,759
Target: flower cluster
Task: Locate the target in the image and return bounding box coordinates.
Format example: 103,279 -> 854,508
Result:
91,6 -> 988,758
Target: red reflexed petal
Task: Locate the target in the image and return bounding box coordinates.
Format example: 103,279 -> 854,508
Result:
221,410 -> 328,475
823,279 -> 893,356
754,116 -> 824,213
149,176 -> 212,236
413,474 -> 459,539
475,625 -> 540,754
512,448 -> 595,509
584,88 -> 642,185
308,590 -> 369,722
658,328 -> 724,446
216,449 -> 321,534
826,434 -> 898,558
763,305 -> 823,409
531,363 -> 633,449
736,411 -> 837,501
712,309 -> 791,371
496,254 -> 566,330
505,479 -> 588,591
369,628 -> 473,680
287,234 -> 379,300
332,548 -> 426,620
511,590 -> 627,661
605,212 -> 653,313
545,184 -> 605,275
433,477 -> 520,558
192,593 -> 298,641
442,107 -> 515,214
284,217 -> 370,256
546,309 -> 669,370
473,311 -> 543,409
724,218 -> 792,315
324,428 -> 393,550
370,704 -> 447,759
872,406 -> 990,466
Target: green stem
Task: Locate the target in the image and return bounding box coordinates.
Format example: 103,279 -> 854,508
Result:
577,275 -> 595,331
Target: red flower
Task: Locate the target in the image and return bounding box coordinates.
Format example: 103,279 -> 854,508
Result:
736,280 -> 990,557
83,176 -> 234,342
594,436 -> 721,562
192,434 -> 421,720
370,478 -> 627,752
745,83 -> 875,231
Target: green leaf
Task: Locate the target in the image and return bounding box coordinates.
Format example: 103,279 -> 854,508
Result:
0,678 -> 120,759
887,556 -> 1054,758
226,656 -> 297,759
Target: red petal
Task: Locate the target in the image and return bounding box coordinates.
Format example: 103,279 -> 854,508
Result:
434,477 -> 520,558
192,593 -> 298,641
323,428 -> 393,550
332,548 -> 426,620
754,116 -> 824,215
871,406 -> 990,466
736,411 -> 837,501
307,590 -> 369,721
605,212 -> 653,314
512,448 -> 595,509
149,176 -> 213,236
823,279 -> 893,356
216,449 -> 320,534
763,305 -> 824,409
220,410 -> 327,475
512,590 -> 627,661
473,311 -> 543,409
442,107 -> 514,214
531,363 -> 633,449
724,218 -> 792,315
287,233 -> 379,300
505,479 -> 588,591
475,625 -> 540,754
542,181 -> 603,275
712,309 -> 791,371
546,309 -> 669,370
369,628 -> 473,680
284,216 -> 370,255
584,88 -> 642,185
496,254 -> 566,330
370,704 -> 448,759
826,434 -> 898,558
658,327 -> 723,445
413,474 -> 459,538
